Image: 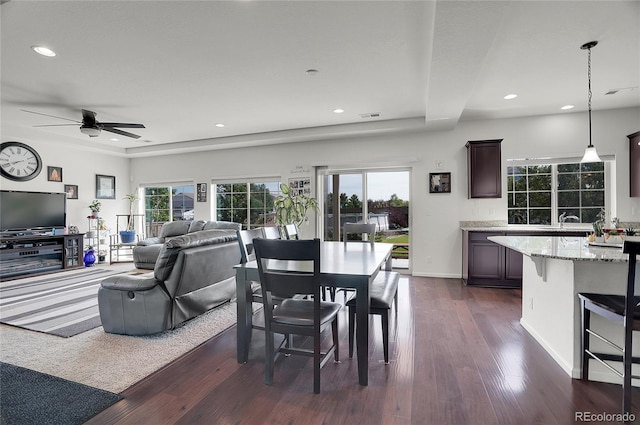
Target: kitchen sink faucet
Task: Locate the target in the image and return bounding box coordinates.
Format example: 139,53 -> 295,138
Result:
559,212 -> 580,228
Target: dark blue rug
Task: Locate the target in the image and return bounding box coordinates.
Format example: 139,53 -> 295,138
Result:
0,362 -> 122,425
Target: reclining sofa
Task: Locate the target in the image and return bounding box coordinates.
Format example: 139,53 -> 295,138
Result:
98,229 -> 242,335
133,220 -> 241,269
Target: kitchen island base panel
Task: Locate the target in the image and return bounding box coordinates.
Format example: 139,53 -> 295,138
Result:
520,254 -> 640,386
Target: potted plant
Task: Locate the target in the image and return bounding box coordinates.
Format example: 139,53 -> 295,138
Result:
88,200 -> 101,218
119,192 -> 139,244
273,183 -> 319,235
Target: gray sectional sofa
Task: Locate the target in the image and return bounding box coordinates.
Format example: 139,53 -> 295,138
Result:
133,220 -> 241,269
98,228 -> 242,335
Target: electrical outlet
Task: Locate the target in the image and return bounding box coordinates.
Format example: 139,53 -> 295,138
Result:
529,297 -> 534,311
426,256 -> 432,264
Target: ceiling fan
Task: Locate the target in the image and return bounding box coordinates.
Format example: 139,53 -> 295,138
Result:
22,109 -> 145,139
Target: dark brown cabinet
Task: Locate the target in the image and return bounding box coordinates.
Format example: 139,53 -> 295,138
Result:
462,230 -> 589,288
629,131 -> 640,197
0,233 -> 84,280
466,139 -> 502,198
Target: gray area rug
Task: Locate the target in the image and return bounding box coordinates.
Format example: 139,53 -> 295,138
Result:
0,300 -> 244,393
0,362 -> 122,425
0,267 -> 129,337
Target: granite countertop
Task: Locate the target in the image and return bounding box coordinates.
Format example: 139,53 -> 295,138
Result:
488,235 -> 628,262
460,225 -> 593,233
459,220 -> 592,232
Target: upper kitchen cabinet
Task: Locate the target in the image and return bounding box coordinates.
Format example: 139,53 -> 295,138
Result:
629,131 -> 640,197
466,139 -> 503,198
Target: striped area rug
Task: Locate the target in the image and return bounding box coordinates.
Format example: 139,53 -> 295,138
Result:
0,268 -> 129,337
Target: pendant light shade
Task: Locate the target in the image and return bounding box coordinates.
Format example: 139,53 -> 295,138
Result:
581,145 -> 601,163
580,41 -> 602,163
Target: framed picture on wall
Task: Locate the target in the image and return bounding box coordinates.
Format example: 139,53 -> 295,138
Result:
96,174 -> 116,199
288,178 -> 311,196
47,166 -> 62,182
197,183 -> 207,202
64,184 -> 78,199
429,172 -> 451,193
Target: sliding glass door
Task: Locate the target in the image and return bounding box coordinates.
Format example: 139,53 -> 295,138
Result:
320,168 -> 410,269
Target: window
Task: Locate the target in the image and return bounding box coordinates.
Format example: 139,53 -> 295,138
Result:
215,181 -> 281,229
507,161 -> 606,225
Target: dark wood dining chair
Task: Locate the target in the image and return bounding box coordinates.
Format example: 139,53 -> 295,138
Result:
262,226 -> 281,239
236,228 -> 267,329
343,222 -> 376,247
346,271 -> 399,364
329,222 -> 378,302
578,240 -> 640,415
253,238 -> 341,394
284,223 -> 299,240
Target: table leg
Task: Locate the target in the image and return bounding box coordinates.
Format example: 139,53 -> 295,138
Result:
355,277 -> 370,386
235,268 -> 253,363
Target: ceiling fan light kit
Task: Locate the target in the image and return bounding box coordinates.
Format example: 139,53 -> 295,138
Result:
580,40 -> 602,163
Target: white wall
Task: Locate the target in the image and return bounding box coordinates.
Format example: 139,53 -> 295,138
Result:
5,107 -> 637,278
128,107 -> 639,278
0,140 -> 130,234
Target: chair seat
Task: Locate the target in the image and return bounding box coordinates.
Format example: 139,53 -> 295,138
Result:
273,299 -> 342,326
345,271 -> 399,310
578,293 -> 640,329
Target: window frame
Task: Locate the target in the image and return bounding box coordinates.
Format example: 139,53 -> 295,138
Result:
506,157 -> 614,226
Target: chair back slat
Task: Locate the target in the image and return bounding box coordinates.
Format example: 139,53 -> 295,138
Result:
237,228 -> 265,263
284,223 -> 300,240
263,226 -> 282,240
254,238 -> 321,299
343,222 -> 376,247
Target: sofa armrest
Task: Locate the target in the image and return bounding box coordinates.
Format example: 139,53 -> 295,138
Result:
101,274 -> 160,292
137,237 -> 163,246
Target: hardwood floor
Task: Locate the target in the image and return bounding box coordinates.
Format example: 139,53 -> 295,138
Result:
87,276 -> 638,424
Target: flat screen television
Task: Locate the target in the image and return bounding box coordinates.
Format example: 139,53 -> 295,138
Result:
0,190 -> 67,234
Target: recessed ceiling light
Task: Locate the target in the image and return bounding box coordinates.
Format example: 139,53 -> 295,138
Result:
333,108 -> 345,114
215,123 -> 225,128
305,69 -> 319,76
31,46 -> 56,57
561,105 -> 575,110
503,94 -> 518,100
110,138 -> 119,142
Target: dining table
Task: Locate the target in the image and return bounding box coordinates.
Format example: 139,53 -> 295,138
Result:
234,240 -> 394,386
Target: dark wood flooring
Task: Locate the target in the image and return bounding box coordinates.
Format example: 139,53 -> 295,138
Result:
87,276 -> 639,424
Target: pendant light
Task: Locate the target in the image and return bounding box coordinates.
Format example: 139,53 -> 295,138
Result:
580,41 -> 602,163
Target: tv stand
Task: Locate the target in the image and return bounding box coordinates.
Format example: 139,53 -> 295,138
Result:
0,233 -> 84,281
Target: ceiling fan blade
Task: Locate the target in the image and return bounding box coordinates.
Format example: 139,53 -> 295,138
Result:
100,122 -> 145,129
33,124 -> 80,127
102,127 -> 142,139
21,109 -> 81,123
82,109 -> 97,126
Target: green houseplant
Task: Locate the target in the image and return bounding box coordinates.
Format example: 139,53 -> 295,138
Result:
119,192 -> 139,243
273,183 -> 319,233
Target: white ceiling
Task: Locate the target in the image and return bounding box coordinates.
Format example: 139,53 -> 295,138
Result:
1,0 -> 639,157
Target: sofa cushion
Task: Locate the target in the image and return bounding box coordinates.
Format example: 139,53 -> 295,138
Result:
154,229 -> 237,282
203,221 -> 241,231
188,219 -> 207,233
159,221 -> 192,239
137,236 -> 162,247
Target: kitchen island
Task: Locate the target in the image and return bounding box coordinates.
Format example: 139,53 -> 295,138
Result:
488,235 -> 638,386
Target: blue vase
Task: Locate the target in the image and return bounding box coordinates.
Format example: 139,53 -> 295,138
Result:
84,249 -> 96,267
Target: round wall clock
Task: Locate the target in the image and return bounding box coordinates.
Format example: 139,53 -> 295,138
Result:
0,141 -> 43,181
